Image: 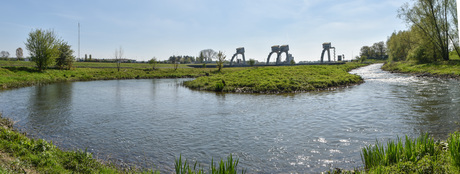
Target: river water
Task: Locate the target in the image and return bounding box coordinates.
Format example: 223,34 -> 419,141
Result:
0,63 -> 459,173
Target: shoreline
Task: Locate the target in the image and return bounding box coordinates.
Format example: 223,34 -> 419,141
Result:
381,61 -> 460,80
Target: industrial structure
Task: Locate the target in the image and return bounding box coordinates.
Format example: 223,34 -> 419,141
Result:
320,42 -> 335,63
266,45 -> 294,65
230,47 -> 246,65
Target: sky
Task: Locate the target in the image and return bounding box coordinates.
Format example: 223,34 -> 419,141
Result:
1,0 -> 408,62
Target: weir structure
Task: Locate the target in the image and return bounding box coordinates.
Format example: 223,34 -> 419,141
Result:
266,45 -> 293,65
230,47 -> 246,65
320,42 -> 335,63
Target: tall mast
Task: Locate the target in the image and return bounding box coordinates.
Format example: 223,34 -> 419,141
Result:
78,22 -> 80,60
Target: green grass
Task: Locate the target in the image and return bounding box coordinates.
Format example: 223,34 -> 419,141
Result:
0,60 -> 190,69
0,113 -> 122,173
382,54 -> 460,78
0,66 -> 226,89
184,63 -> 365,93
359,133 -> 460,173
175,154 -> 245,174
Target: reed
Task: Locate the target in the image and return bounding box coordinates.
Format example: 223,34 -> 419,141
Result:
449,132 -> 460,167
361,133 -> 439,170
175,154 -> 245,174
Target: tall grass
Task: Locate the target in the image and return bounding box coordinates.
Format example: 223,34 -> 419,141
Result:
361,133 -> 438,170
175,154 -> 245,174
449,132 -> 460,167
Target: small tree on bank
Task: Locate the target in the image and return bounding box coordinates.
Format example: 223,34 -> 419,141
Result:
25,29 -> 61,71
149,57 -> 157,70
56,42 -> 75,70
249,59 -> 255,67
216,51 -> 226,72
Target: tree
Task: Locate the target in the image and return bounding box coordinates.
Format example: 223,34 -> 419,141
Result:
197,52 -> 205,63
55,42 -> 75,70
149,57 -> 157,70
398,0 -> 455,61
0,51 -> 9,59
216,51 -> 226,72
249,59 -> 255,67
114,46 -> 123,72
199,49 -> 217,62
25,29 -> 61,71
360,46 -> 371,58
173,57 -> 179,71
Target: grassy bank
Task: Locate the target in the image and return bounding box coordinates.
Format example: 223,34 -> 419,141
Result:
357,133 -> 460,173
382,56 -> 460,79
0,66 -> 240,90
183,63 -> 365,93
0,113 -> 126,173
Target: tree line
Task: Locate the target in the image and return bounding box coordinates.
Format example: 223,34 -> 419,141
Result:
387,0 -> 458,63
359,41 -> 388,60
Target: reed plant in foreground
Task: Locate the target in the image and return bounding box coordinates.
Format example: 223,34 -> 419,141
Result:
449,132 -> 460,167
361,133 -> 439,170
175,154 -> 245,174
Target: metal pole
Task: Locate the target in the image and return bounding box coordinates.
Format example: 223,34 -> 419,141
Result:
78,22 -> 80,60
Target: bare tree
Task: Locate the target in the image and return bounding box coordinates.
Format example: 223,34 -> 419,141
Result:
16,47 -> 23,61
199,49 -> 217,62
114,46 -> 124,72
0,51 -> 9,59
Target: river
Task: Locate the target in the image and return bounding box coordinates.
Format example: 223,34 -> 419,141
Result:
0,63 -> 459,173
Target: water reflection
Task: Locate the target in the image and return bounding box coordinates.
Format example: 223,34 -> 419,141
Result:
27,82 -> 73,138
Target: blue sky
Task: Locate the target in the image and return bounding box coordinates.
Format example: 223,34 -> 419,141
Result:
1,0 -> 407,62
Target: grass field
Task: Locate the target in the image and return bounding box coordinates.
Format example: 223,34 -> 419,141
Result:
382,54 -> 460,78
184,63 -> 365,93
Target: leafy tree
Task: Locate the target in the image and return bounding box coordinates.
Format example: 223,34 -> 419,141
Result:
249,59 -> 255,67
55,42 -> 75,70
149,57 -> 157,70
216,51 -> 226,72
25,29 -> 61,71
398,0 -> 456,61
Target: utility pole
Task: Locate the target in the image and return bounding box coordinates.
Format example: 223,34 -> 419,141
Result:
78,22 -> 80,60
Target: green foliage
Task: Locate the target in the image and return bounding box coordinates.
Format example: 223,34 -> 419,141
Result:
361,133 -> 460,173
393,0 -> 458,62
361,134 -> 438,170
382,60 -> 460,78
175,154 -> 245,174
216,51 -> 226,72
0,64 -> 218,89
55,42 -> 75,70
149,57 -> 157,70
449,132 -> 460,167
248,59 -> 255,67
25,29 -> 61,71
184,63 -> 365,93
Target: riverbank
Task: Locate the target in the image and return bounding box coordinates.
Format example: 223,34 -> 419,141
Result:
382,60 -> 460,80
0,113 -> 128,173
183,63 -> 366,93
